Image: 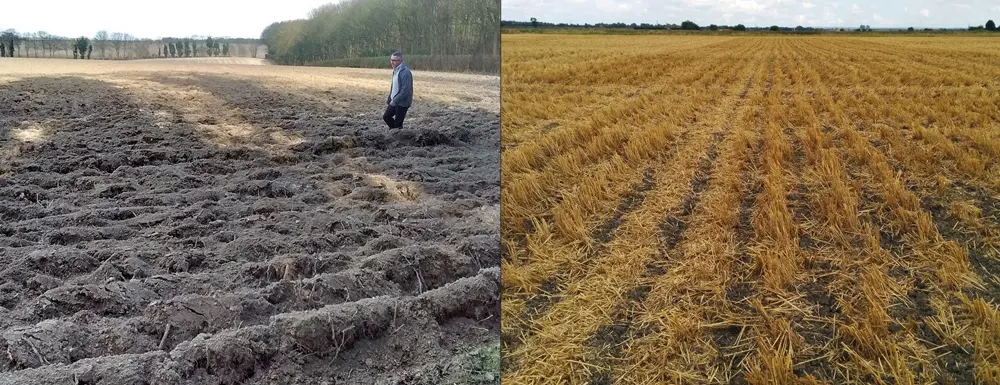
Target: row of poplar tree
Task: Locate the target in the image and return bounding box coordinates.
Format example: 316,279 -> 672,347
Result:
157,37 -> 231,58
0,33 -> 235,59
7,36 -> 96,59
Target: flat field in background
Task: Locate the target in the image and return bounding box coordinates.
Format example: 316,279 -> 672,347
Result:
500,34 -> 1000,385
0,58 -> 500,384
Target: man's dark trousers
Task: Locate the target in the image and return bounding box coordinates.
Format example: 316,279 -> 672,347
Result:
383,105 -> 408,128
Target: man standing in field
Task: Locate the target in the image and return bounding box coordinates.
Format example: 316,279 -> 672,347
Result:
383,51 -> 413,129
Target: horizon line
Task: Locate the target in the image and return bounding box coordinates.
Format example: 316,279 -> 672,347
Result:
500,19 -> 998,30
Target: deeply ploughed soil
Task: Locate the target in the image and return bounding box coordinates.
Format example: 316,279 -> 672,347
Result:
0,59 -> 500,384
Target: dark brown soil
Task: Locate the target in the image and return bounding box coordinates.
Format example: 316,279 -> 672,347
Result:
0,73 -> 499,384
859,139 -> 977,385
716,162 -> 759,385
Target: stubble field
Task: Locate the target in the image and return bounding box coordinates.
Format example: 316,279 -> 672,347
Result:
0,58 -> 500,384
500,34 -> 1000,385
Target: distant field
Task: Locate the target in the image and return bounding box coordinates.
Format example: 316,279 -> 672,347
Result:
0,57 -> 500,384
0,58 -> 497,110
132,57 -> 272,65
501,34 -> 1000,384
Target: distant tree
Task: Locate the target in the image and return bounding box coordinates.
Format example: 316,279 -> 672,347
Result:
183,40 -> 191,57
168,42 -> 177,57
709,24 -> 718,31
163,44 -> 168,57
987,20 -> 996,31
110,32 -> 124,58
87,44 -> 92,59
206,36 -> 214,56
1,30 -> 18,57
839,28 -> 845,32
74,37 -> 89,59
94,30 -> 108,59
530,17 -> 537,28
158,47 -> 162,57
769,25 -> 780,31
0,44 -> 5,57
222,42 -> 229,56
734,24 -> 746,31
681,20 -> 700,30
908,26 -> 915,32
73,46 -> 79,59
191,41 -> 197,57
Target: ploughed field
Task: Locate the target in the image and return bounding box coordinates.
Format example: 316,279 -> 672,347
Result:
0,58 -> 501,384
501,35 -> 1000,385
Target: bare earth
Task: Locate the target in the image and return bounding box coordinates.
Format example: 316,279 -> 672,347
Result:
0,58 -> 500,384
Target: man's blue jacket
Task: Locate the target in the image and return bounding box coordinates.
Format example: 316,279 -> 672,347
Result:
388,62 -> 413,108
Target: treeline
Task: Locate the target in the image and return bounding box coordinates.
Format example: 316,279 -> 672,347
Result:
0,28 -> 262,59
969,19 -> 1000,31
261,0 -> 499,73
501,19 -> 824,32
502,18 -> 1000,33
156,37 -> 231,58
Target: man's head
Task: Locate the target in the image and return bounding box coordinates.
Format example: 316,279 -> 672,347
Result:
390,52 -> 403,68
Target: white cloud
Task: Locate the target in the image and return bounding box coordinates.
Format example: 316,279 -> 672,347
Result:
873,13 -> 883,21
849,3 -> 863,16
920,8 -> 930,17
717,0 -> 763,13
594,0 -> 635,13
803,2 -> 815,9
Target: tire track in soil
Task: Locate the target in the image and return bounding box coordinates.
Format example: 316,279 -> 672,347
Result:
583,65 -> 757,385
858,133 -> 980,385
920,190 -> 1000,304
784,132 -> 839,383
585,134 -> 720,385
714,54 -> 773,385
790,40 -> 970,382
781,43 -> 842,383
716,147 -> 762,385
502,42 -> 768,380
500,167 -> 659,374
920,180 -> 1000,304
860,182 -> 972,385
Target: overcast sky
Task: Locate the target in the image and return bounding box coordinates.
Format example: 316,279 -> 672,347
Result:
502,0 -> 1000,28
1,0 -> 336,39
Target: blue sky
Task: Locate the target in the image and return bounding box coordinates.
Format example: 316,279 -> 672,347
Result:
502,0 -> 1000,28
1,0 -> 336,39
